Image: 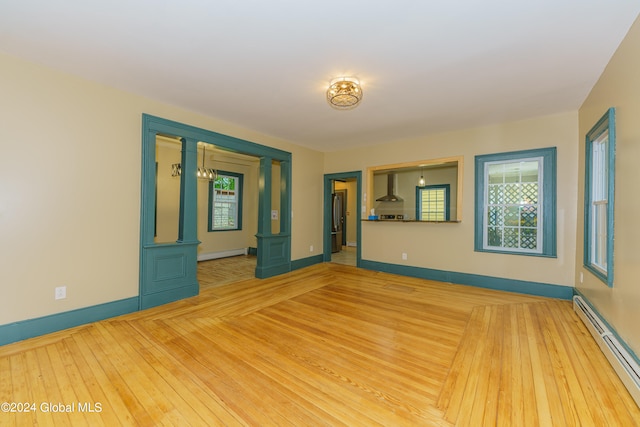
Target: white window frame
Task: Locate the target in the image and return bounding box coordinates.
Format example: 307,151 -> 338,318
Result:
482,157 -> 543,254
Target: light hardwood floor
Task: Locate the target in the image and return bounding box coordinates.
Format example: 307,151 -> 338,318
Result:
197,255 -> 256,289
1,263 -> 639,426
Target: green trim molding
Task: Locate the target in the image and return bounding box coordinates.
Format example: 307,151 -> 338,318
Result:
0,297 -> 139,346
291,254 -> 324,271
474,147 -> 557,258
323,171 -> 363,267
361,259 -> 573,300
583,107 -> 616,287
140,114 -> 293,309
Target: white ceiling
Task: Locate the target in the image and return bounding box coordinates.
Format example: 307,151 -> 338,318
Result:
1,1 -> 639,152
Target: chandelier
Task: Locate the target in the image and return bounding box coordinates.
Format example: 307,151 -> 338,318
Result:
171,145 -> 216,181
326,77 -> 363,110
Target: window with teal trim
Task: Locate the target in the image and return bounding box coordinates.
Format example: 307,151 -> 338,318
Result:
416,184 -> 450,221
475,147 -> 556,257
208,171 -> 243,231
584,108 -> 615,287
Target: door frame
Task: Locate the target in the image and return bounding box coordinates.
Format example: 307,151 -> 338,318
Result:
140,114 -> 292,309
323,171 -> 362,266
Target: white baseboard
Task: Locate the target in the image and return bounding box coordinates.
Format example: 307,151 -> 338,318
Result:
346,241 -> 357,247
198,248 -> 248,262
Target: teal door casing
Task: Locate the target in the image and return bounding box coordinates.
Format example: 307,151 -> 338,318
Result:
140,114 -> 292,310
323,171 -> 362,266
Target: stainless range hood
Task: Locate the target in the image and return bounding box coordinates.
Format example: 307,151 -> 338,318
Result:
376,174 -> 403,202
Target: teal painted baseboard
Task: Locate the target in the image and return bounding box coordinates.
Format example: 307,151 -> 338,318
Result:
0,297 -> 139,346
139,283 -> 199,310
255,262 -> 291,279
248,247 -> 258,256
360,259 -> 573,300
291,254 -> 324,271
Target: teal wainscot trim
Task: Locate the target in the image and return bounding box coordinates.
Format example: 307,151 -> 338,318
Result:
0,297 -> 139,346
361,260 -> 573,300
291,254 -> 324,271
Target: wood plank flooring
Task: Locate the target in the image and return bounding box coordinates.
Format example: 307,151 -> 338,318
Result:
1,263 -> 639,426
197,255 -> 256,289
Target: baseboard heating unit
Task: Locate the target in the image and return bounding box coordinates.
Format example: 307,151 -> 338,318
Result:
573,295 -> 640,406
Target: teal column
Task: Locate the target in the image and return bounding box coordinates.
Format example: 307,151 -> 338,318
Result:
178,137 -> 199,243
256,156 -> 293,278
257,156 -> 273,236
279,160 -> 291,235
141,129 -> 158,246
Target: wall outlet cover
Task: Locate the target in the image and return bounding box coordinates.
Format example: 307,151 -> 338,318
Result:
55,286 -> 67,300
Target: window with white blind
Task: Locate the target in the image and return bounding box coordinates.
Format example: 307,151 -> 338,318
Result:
416,184 -> 450,221
584,108 -> 615,287
208,172 -> 243,231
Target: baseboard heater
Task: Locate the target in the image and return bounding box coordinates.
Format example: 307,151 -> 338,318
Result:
197,248 -> 248,262
573,295 -> 640,406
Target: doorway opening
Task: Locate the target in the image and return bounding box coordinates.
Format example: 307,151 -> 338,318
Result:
324,172 -> 362,267
140,114 -> 292,310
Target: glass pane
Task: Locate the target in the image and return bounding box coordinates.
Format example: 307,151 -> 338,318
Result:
503,162 -> 521,183
520,161 -> 539,182
521,228 -> 537,250
592,203 -> 608,271
504,183 -> 520,204
520,206 -> 537,227
503,228 -> 519,248
521,182 -> 538,204
487,206 -> 502,226
212,175 -> 240,230
488,184 -> 502,204
487,164 -> 504,184
487,227 -> 502,247
504,206 -> 520,226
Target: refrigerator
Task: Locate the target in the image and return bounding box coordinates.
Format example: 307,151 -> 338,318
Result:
331,192 -> 343,253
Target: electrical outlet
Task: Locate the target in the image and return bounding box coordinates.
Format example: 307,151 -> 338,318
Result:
402,253 -> 408,260
580,272 -> 584,283
271,210 -> 278,220
310,245 -> 314,252
55,286 -> 67,300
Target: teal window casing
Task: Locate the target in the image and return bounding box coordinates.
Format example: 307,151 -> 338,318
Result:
208,170 -> 243,232
474,147 -> 557,257
416,184 -> 450,221
584,108 -> 615,287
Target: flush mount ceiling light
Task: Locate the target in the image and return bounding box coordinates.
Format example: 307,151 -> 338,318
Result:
326,77 -> 363,110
